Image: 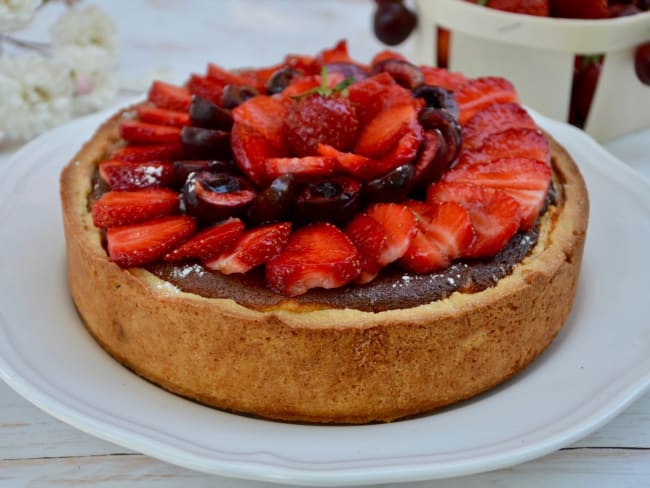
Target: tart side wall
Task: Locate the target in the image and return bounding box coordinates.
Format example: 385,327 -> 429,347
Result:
60,110 -> 589,424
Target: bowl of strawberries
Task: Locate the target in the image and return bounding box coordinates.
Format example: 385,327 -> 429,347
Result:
385,0 -> 650,141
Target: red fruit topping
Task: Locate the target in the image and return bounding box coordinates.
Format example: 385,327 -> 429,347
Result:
420,66 -> 469,92
264,156 -> 338,180
365,202 -> 418,266
550,0 -> 609,19
413,129 -> 448,190
99,160 -> 176,190
206,63 -> 250,86
458,128 -> 550,167
372,118 -> 424,178
283,53 -> 319,75
111,143 -> 184,163
455,77 -> 518,125
285,93 -> 358,156
443,157 -> 552,230
462,102 -> 537,151
187,74 -> 226,106
232,95 -> 288,151
231,122 -> 283,187
428,182 -> 522,258
135,105 -> 190,128
370,50 -> 407,67
120,120 -> 181,145
280,72 -> 346,99
348,73 -> 417,125
469,0 -> 550,16
204,221 -> 292,274
315,39 -> 353,65
164,218 -> 245,261
344,213 -> 388,284
181,172 -> 257,223
266,222 -> 361,296
147,81 -> 192,111
317,143 -> 376,181
107,215 -> 196,268
400,200 -> 475,273
354,103 -> 418,158
92,188 -> 179,228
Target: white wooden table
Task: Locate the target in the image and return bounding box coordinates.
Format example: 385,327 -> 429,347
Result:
1,1 -> 649,486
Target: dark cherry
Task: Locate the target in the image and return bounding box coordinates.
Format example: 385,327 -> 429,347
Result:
412,130 -> 448,192
364,164 -> 415,204
373,0 -> 417,46
295,176 -> 362,226
181,171 -> 257,223
220,84 -> 259,109
412,84 -> 459,118
635,42 -> 650,86
324,62 -> 369,82
181,126 -> 231,159
370,59 -> 424,89
189,95 -> 234,131
266,67 -> 301,95
173,159 -> 236,186
247,174 -> 299,225
418,107 -> 462,164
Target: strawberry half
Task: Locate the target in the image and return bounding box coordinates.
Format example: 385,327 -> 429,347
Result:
120,120 -> 182,144
354,103 -> 418,159
110,143 -> 184,163
317,143 -> 376,181
231,122 -> 283,187
400,200 -> 475,273
462,102 -> 537,151
135,105 -> 190,128
164,218 -> 245,261
454,77 -> 518,125
371,117 -> 424,179
428,182 -> 521,258
107,215 -> 196,268
348,73 -> 418,125
204,221 -> 291,274
92,188 -> 180,228
365,202 -> 418,266
99,160 -> 176,190
148,81 -> 192,111
458,128 -> 550,167
265,156 -> 337,181
232,95 -> 288,151
443,157 -> 552,230
344,213 -> 388,284
266,222 -> 361,296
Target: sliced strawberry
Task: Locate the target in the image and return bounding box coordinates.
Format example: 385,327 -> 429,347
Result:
164,218 -> 245,261
462,103 -> 537,151
110,143 -> 184,163
316,143 -> 377,181
458,128 -> 550,167
204,221 -> 291,274
371,118 -> 424,179
266,222 -> 361,296
206,63 -> 250,86
264,156 -> 337,180
283,53 -> 319,75
232,95 -> 287,151
135,105 -> 190,128
120,120 -> 182,144
347,73 -> 416,125
443,157 -> 552,230
400,200 -> 475,273
365,202 -> 418,266
279,72 -> 346,100
92,188 -> 179,228
99,160 -> 176,190
344,213 -> 387,284
233,64 -> 282,93
428,182 -> 521,258
148,81 -> 192,111
419,66 -> 468,91
370,49 -> 407,67
106,215 -> 196,267
187,74 -> 225,106
315,39 -> 353,65
354,103 -> 418,159
454,77 -> 518,125
231,122 -> 283,187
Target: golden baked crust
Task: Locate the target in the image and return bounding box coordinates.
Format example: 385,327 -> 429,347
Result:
60,107 -> 589,423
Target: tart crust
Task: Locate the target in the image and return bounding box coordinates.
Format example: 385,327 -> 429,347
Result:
60,107 -> 589,424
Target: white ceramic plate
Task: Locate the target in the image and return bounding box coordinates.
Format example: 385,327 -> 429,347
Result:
0,108 -> 649,486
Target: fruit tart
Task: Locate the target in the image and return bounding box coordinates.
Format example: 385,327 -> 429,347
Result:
60,41 -> 589,424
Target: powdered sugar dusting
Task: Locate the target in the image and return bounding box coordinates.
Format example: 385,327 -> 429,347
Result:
169,263 -> 206,280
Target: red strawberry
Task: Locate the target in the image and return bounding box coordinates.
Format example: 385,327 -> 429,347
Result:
206,63 -> 250,86
347,73 -> 416,125
458,128 -> 550,167
365,202 -> 418,266
283,53 -> 319,75
120,120 -> 182,144
232,95 -> 288,151
344,213 -> 388,284
443,157 -> 552,230
550,0 -> 609,19
428,182 -> 521,258
315,39 -> 353,65
469,0 -> 550,16
107,215 -> 196,267
280,72 -> 346,99
266,222 -> 361,296
264,156 -> 338,180
204,221 -> 291,274
187,74 -> 225,106
92,188 -> 180,228
462,103 -> 537,151
135,105 -> 190,128
400,200 -> 475,272
110,143 -> 184,163
285,93 -> 358,156
354,103 -> 418,159
148,81 -> 192,111
164,218 -> 244,261
231,122 -> 283,187
99,160 -> 176,190
370,50 -> 407,67
371,117 -> 424,179
419,66 -> 468,91
454,77 -> 518,125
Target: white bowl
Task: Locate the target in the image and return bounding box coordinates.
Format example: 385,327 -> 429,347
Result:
413,0 -> 650,141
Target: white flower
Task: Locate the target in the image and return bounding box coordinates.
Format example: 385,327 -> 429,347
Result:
50,5 -> 118,67
54,46 -> 117,115
0,53 -> 73,141
0,0 -> 40,33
